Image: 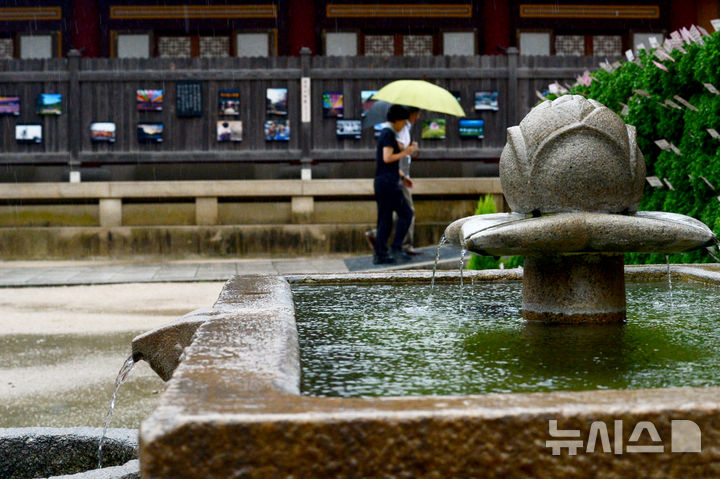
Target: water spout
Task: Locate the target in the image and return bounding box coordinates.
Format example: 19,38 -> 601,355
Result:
131,308 -> 213,381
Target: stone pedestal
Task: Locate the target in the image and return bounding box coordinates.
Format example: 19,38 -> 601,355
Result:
522,254 -> 626,323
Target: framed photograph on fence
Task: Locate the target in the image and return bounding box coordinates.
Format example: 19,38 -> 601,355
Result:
421,119 -> 447,140
15,123 -> 42,144
37,93 -> 62,115
137,89 -> 163,111
336,119 -> 362,139
217,121 -> 243,142
458,119 -> 485,139
0,96 -> 20,116
361,90 -> 378,117
264,119 -> 290,141
474,91 -> 499,111
137,122 -> 164,143
218,90 -> 240,115
90,122 -> 117,143
323,92 -> 344,118
266,88 -> 288,115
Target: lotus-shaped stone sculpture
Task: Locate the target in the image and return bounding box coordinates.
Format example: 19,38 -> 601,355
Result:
445,95 -> 715,323
500,95 -> 645,214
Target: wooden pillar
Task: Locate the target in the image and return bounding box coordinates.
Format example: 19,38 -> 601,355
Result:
299,47 -> 313,178
670,0 -> 697,31
482,0 -> 512,54
67,50 -> 81,178
71,0 -> 100,57
507,47 -> 519,128
288,0 -> 316,56
697,1 -> 720,32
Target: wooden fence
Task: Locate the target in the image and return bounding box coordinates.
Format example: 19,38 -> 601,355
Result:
0,49 -> 606,175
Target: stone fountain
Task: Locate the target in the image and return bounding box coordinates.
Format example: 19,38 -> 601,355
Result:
130,96 -> 720,477
445,95 -> 715,322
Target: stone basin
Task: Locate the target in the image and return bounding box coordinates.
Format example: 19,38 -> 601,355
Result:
136,269 -> 720,478
0,428 -> 138,479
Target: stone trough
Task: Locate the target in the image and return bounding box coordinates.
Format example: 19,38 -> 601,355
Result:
134,270 -> 720,478
0,427 -> 138,479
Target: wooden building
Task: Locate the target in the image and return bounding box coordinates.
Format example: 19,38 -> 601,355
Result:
0,1 -> 717,59
0,1 -> 717,183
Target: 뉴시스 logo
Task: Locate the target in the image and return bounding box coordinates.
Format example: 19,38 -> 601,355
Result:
546,419 -> 702,455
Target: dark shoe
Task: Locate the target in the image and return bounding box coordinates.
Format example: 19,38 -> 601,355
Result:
365,231 -> 376,249
403,247 -> 423,256
373,254 -> 397,265
391,247 -> 413,262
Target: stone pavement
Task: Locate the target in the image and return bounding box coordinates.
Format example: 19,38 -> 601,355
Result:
0,245 -> 462,288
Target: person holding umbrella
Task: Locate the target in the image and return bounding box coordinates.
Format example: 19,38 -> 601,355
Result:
373,104 -> 418,265
364,104 -> 421,256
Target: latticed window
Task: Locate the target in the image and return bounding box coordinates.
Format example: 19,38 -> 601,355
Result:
0,38 -> 13,59
403,35 -> 433,56
199,36 -> 230,57
593,35 -> 622,57
157,36 -> 191,57
365,35 -> 394,56
555,35 -> 584,56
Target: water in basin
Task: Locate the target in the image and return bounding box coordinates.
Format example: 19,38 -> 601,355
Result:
293,280 -> 720,397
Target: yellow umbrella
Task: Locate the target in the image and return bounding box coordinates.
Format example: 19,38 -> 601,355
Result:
371,80 -> 465,117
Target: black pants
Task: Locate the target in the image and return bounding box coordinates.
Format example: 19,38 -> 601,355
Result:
374,176 -> 413,257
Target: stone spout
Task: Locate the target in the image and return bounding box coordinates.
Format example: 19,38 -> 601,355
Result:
131,308 -> 216,382
132,275 -> 299,383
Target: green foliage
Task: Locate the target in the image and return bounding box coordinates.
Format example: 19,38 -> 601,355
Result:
562,31 -> 720,265
466,195 -> 524,270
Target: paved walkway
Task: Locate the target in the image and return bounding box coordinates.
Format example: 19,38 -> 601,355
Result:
0,245 -> 462,287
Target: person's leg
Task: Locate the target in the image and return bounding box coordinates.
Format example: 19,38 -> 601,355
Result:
390,187 -> 413,252
400,183 -> 415,251
374,179 -> 394,258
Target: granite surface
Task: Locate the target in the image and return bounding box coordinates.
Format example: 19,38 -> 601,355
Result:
0,428 -> 137,479
500,95 -> 645,214
445,211 -> 715,257
137,270 -> 720,478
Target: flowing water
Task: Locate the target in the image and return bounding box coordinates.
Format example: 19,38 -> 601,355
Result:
666,255 -> 674,310
430,235 -> 447,292
294,280 -> 720,397
97,355 -> 135,469
458,244 -> 467,311
459,243 -> 467,289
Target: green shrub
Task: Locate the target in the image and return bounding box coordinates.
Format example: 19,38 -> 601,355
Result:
465,195 -> 524,270
559,30 -> 720,264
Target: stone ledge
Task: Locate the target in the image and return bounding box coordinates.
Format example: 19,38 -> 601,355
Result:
0,178 -> 502,200
0,224 -> 447,259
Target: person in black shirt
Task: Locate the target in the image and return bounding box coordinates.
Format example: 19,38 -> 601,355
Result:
373,104 -> 418,264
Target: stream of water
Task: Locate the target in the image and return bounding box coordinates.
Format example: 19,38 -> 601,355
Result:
97,355 -> 135,469
430,235 -> 447,293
